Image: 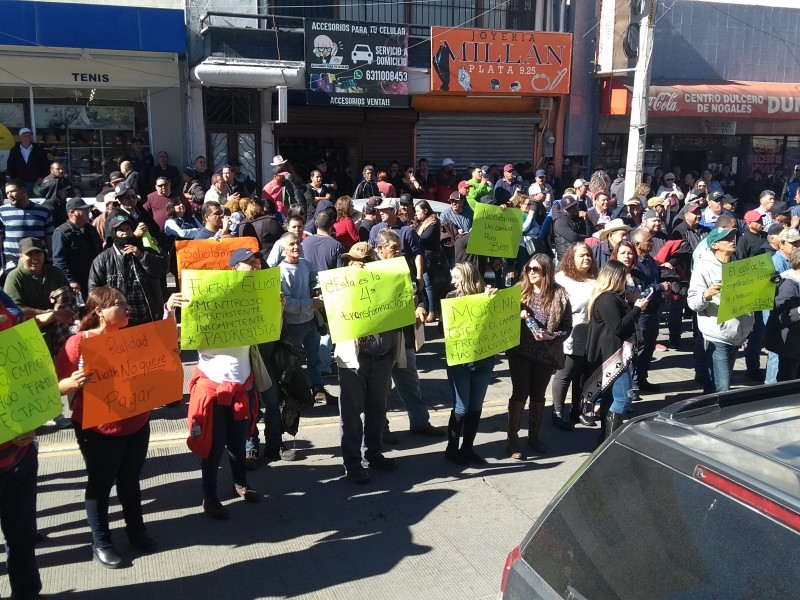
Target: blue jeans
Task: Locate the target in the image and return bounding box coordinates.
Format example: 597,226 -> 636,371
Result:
201,401 -> 250,501
765,351 -> 779,384
391,348 -> 432,430
282,319 -> 323,390
601,369 -> 633,415
339,353 -> 394,471
446,357 -> 496,416
318,333 -> 333,375
705,340 -> 739,394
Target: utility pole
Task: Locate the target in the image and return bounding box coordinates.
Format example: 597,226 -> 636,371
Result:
623,0 -> 658,202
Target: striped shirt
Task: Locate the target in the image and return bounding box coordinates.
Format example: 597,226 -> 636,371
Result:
0,203 -> 54,262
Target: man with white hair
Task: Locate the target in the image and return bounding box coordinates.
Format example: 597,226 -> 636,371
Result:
6,127 -> 49,195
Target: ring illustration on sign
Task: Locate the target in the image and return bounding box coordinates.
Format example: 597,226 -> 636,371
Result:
532,73 -> 550,92
510,81 -> 521,92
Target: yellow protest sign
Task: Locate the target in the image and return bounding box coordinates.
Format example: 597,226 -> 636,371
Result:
175,238 -> 260,282
718,254 -> 775,323
0,320 -> 61,443
441,286 -> 521,366
318,256 -> 416,343
181,268 -> 282,349
81,319 -> 183,429
465,203 -> 523,259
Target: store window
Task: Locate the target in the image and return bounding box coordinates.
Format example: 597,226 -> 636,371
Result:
747,136 -> 784,180
0,87 -> 31,175
30,87 -> 149,194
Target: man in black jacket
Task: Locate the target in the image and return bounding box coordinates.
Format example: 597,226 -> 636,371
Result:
52,197 -> 103,297
552,195 -> 592,261
6,128 -> 49,196
88,215 -> 168,327
735,210 -> 766,261
40,162 -> 74,227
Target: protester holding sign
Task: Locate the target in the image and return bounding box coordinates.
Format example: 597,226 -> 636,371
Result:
505,254 -> 572,461
56,287 -> 159,569
765,248 -> 800,381
688,228 -> 755,394
442,262 -> 501,466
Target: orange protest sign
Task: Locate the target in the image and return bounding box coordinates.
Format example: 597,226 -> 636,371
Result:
80,319 -> 183,429
430,27 -> 572,96
175,238 -> 260,281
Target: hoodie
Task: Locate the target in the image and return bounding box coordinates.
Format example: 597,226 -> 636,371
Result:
687,249 -> 754,346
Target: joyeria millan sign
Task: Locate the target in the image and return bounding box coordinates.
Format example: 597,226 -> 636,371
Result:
430,27 -> 572,96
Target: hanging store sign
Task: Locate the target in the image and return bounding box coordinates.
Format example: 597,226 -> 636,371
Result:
305,20 -> 409,108
430,27 -> 572,96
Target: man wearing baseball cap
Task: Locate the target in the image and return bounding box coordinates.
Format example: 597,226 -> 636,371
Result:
368,198 -> 425,291
688,226 -> 754,394
53,197 -> 103,297
5,128 -> 49,195
493,164 -> 523,205
735,210 -> 766,261
435,158 -> 458,202
528,169 -> 553,207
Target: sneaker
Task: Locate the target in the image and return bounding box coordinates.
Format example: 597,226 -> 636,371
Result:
410,424 -> 446,437
279,445 -> 298,461
367,454 -> 398,470
233,485 -> 261,503
245,448 -> 260,471
54,415 -> 73,429
346,466 -> 370,484
313,387 -> 338,405
202,499 -> 230,520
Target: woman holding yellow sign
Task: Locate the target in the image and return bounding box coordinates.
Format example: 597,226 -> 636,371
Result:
505,254 -> 572,461
56,286 -> 157,569
444,262 -> 498,466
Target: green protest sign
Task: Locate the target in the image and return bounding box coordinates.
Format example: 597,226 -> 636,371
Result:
717,254 -> 775,323
0,320 -> 61,443
465,203 -> 523,259
318,256 -> 415,343
441,286 -> 521,366
181,268 -> 282,349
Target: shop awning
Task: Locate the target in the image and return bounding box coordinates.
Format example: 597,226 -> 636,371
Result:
191,58 -> 306,89
601,80 -> 800,119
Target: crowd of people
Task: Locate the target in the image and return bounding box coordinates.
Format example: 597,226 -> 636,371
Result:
2,127 -> 800,595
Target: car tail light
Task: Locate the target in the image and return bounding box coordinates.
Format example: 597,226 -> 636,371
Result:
694,465 -> 800,534
499,546 -> 521,596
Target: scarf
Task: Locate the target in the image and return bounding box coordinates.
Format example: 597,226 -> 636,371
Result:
579,334 -> 636,419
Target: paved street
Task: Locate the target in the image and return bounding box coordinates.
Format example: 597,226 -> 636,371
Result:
14,322 -> 761,600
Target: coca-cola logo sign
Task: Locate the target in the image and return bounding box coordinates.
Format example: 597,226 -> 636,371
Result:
648,92 -> 678,112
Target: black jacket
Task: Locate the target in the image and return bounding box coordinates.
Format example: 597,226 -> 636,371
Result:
553,210 -> 592,260
766,274 -> 800,359
6,143 -> 49,184
734,230 -> 766,261
353,179 -> 379,200
585,292 -> 641,367
88,247 -> 168,326
52,221 -> 103,296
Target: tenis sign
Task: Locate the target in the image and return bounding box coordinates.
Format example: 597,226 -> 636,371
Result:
305,20 -> 409,108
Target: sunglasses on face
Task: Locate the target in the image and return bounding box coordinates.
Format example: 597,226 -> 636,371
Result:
526,264 -> 542,273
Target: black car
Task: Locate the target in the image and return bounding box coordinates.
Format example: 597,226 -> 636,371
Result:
501,382 -> 800,599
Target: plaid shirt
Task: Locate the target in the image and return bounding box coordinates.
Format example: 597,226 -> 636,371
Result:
107,249 -> 152,327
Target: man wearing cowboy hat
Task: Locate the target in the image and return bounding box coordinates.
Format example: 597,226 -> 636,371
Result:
592,218 -> 631,269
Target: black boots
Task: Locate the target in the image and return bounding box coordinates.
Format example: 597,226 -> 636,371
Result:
461,412 -> 486,464
507,401 -> 525,460
551,409 -> 574,431
445,411 -> 467,465
604,411 -> 624,441
527,402 -> 547,454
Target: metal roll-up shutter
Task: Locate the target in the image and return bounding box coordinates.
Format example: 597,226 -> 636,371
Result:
415,113 -> 541,168
363,111 -> 416,170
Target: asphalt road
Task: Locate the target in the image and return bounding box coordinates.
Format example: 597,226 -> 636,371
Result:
17,322 -> 755,599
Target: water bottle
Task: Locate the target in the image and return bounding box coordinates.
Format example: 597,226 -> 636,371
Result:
525,315 -> 540,334
78,355 -> 84,371
504,273 -> 514,288
141,231 -> 161,254
75,291 -> 84,308
191,419 -> 202,438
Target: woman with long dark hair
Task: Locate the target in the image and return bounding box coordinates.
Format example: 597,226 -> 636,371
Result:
56,287 -> 159,568
582,261 -> 650,441
551,242 -> 598,429
414,199 -> 443,322
444,262 -> 498,465
505,253 -> 571,460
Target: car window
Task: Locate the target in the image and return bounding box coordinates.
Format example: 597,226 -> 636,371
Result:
521,443 -> 800,599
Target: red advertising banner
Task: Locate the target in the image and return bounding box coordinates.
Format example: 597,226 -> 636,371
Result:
603,80 -> 800,120
430,28 -> 572,96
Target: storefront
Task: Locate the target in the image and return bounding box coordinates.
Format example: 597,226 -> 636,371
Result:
0,51 -> 183,194
599,80 -> 800,181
